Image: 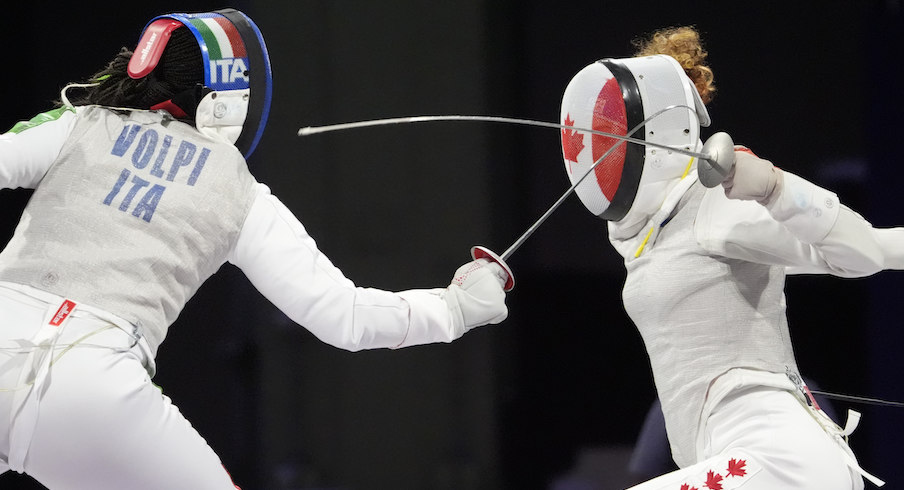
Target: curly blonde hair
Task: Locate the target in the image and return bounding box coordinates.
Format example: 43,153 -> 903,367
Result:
632,26 -> 716,104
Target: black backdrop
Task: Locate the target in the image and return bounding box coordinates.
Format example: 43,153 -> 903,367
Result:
1,1 -> 902,489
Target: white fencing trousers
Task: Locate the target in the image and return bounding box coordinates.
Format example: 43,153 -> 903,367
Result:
0,286 -> 240,489
626,386 -> 867,490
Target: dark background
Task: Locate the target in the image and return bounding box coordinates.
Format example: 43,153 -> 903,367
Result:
1,1 -> 902,489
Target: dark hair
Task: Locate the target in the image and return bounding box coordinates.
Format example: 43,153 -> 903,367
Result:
62,27 -> 203,110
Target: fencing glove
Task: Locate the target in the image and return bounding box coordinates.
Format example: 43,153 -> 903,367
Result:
444,258 -> 509,335
722,147 -> 784,205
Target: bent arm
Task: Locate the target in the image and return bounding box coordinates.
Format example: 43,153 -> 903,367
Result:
696,172 -> 897,277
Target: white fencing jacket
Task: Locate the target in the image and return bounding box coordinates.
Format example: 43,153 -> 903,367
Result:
608,170 -> 903,467
0,106 -> 461,358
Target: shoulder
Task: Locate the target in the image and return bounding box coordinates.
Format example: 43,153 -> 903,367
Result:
5,106 -> 78,135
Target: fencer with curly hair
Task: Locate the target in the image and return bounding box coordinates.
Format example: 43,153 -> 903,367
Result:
560,25 -> 894,489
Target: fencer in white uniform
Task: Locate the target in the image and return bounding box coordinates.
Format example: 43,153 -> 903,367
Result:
559,28 -> 898,489
0,9 -> 510,489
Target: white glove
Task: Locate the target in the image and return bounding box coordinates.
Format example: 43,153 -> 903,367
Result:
721,147 -> 784,205
443,258 -> 509,335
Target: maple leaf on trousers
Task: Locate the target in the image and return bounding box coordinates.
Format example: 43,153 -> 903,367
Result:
726,458 -> 747,477
561,114 -> 585,163
704,471 -> 724,490
680,484 -> 699,490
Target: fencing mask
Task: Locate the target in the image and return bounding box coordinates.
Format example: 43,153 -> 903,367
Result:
127,8 -> 272,158
560,54 -> 710,225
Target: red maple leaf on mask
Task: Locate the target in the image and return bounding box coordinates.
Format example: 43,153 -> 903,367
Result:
726,458 -> 747,477
680,484 -> 699,490
704,471 -> 724,490
561,114 -> 585,166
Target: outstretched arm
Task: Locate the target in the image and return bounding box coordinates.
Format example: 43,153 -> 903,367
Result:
228,185 -> 508,351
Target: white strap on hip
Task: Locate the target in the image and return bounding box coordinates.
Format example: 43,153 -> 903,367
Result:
805,404 -> 884,487
7,299 -> 77,472
835,410 -> 884,487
